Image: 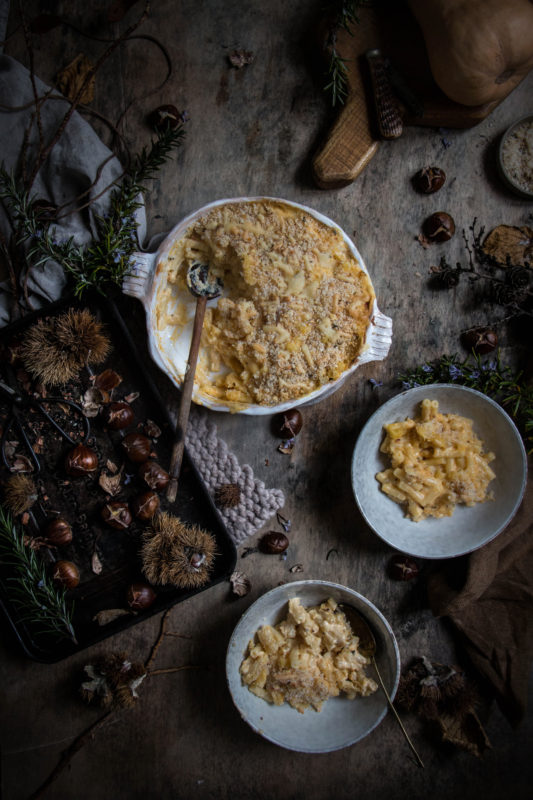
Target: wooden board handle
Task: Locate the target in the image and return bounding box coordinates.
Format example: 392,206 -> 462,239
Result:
312,94 -> 379,189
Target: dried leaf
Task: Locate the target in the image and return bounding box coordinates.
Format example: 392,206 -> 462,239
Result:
91,551 -> 103,575
92,609 -> 131,626
230,570 -> 251,597
94,369 -> 122,392
289,563 -> 304,573
482,225 -> 533,267
436,710 -> 491,757
98,466 -> 124,497
11,454 -> 33,473
416,233 -> 431,249
57,54 -> 95,104
278,438 -> 294,455
143,419 -> 161,438
82,387 -> 108,418
228,49 -> 254,69
124,391 -> 139,403
106,459 -> 119,474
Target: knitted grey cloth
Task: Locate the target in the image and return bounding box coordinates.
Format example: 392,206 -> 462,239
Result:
186,411 -> 285,546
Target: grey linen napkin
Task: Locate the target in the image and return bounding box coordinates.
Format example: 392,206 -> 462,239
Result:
0,54 -> 146,324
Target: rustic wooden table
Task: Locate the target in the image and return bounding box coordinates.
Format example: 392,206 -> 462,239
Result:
1,2 -> 532,799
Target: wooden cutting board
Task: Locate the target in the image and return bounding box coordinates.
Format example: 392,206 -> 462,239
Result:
312,3 -> 501,189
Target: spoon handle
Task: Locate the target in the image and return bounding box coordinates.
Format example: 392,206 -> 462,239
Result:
372,656 -> 425,769
166,295 -> 208,503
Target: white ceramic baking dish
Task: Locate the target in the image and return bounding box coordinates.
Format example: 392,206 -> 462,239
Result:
122,197 -> 393,415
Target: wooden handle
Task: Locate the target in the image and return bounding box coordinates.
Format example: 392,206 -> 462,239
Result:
166,295 -> 208,503
312,92 -> 379,189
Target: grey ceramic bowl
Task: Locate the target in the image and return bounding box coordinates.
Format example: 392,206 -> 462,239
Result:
351,384 -> 527,559
226,580 -> 400,753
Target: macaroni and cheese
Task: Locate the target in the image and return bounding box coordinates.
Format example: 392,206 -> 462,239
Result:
239,597 -> 378,713
376,398 -> 496,521
156,200 -> 374,407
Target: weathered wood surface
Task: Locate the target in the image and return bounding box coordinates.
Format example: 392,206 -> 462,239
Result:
1,2 -> 532,799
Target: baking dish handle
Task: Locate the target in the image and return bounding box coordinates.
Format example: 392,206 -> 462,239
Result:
122,251 -> 157,305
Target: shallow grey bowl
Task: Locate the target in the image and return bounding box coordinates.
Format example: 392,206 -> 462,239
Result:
226,580 -> 400,753
351,384 -> 527,559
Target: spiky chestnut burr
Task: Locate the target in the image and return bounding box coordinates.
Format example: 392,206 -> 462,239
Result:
80,652 -> 146,709
20,308 -> 111,385
141,512 -> 216,589
3,475 -> 38,515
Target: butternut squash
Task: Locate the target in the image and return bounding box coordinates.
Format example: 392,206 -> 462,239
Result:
408,0 -> 533,106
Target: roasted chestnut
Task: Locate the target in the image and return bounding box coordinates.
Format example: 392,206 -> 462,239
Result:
138,461 -> 170,491
131,491 -> 160,521
44,518 -> 73,546
412,166 -> 446,194
147,104 -> 181,132
120,432 -> 151,463
272,408 -> 303,438
52,559 -> 80,589
103,401 -> 135,430
65,444 -> 98,477
127,582 -> 156,611
461,327 -> 498,355
259,531 -> 289,554
101,501 -> 133,530
423,212 -> 455,243
388,554 -> 419,581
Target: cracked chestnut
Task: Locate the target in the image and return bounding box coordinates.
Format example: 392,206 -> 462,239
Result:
127,582 -> 156,611
101,501 -> 132,530
388,554 -> 419,581
423,212 -> 455,242
259,531 -> 289,554
412,166 -> 446,194
461,327 -> 498,355
131,491 -> 160,521
103,401 -> 135,430
147,104 -> 181,131
272,408 -> 303,438
121,432 -> 151,463
138,461 -> 170,491
65,444 -> 98,477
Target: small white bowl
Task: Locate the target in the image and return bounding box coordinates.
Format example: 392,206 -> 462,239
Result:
123,197 -> 392,415
226,580 -> 400,753
351,384 -> 527,559
498,115 -> 533,200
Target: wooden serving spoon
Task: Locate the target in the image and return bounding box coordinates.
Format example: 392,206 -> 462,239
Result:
166,261 -> 222,503
338,602 -> 425,768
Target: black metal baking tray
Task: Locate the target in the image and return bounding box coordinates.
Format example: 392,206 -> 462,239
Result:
0,294 -> 237,662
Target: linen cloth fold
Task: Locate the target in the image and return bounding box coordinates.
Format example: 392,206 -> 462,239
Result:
427,466 -> 533,726
0,55 -> 284,541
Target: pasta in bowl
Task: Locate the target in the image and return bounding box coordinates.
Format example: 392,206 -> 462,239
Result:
351,385 -> 527,559
122,197 -> 392,414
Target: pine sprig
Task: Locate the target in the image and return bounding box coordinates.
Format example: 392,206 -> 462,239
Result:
0,507 -> 77,644
0,124 -> 185,298
399,353 -> 533,453
323,1 -> 367,106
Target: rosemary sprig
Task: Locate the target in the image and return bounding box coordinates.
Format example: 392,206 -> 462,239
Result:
323,1 -> 366,106
0,124 -> 185,298
399,353 -> 533,453
0,507 -> 77,644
